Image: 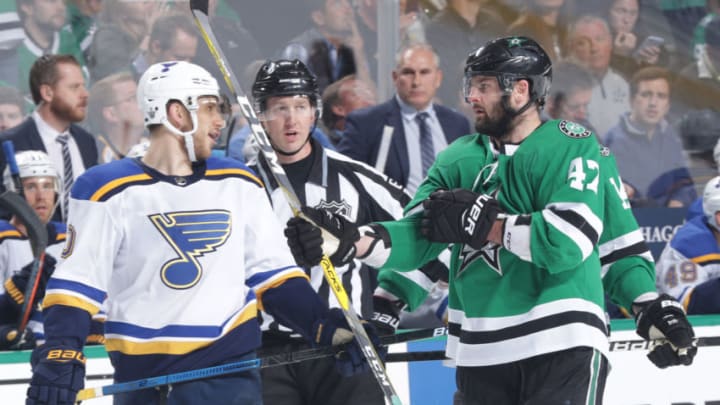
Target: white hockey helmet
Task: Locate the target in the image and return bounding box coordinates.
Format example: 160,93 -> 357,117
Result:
2,150 -> 60,193
137,61 -> 220,161
703,175 -> 720,230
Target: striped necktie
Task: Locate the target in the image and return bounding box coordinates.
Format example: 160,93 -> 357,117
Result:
56,133 -> 74,220
416,112 -> 434,176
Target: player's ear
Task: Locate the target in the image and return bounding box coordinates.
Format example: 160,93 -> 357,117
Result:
166,101 -> 186,128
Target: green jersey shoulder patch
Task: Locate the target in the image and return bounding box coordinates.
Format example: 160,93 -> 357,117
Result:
558,120 -> 592,138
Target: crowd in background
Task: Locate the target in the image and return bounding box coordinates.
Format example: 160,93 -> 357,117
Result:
1,0 -> 720,206
1,0 -> 720,339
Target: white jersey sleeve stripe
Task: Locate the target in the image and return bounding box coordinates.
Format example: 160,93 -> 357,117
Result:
104,300 -> 258,355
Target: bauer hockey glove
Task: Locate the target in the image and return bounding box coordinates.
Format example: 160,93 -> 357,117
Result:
371,295 -> 403,336
285,207 -> 360,267
633,294 -> 697,368
313,308 -> 387,377
4,254 -> 58,311
0,324 -> 36,350
421,189 -> 501,249
27,341 -> 86,405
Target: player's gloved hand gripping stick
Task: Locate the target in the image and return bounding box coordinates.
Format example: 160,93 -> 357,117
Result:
188,1 -> 401,403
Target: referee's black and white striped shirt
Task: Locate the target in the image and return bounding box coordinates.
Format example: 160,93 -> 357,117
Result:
250,139 -> 412,339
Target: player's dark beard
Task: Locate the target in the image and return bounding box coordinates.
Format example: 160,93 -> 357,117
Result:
475,104 -> 514,139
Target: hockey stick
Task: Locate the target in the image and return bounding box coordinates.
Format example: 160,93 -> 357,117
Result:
75,328 -> 444,402
0,141 -> 48,339
7,349 -> 440,388
189,1 -> 401,404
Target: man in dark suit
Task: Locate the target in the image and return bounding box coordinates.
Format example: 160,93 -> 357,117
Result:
338,43 -> 470,193
0,54 -> 98,222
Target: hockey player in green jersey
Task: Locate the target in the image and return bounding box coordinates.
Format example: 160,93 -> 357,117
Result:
286,36 -> 697,404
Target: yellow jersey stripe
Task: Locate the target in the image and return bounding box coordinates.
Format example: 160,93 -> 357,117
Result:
0,229 -> 22,239
206,168 -> 263,188
254,270 -> 310,312
691,253 -> 720,264
90,174 -> 153,202
43,293 -> 100,315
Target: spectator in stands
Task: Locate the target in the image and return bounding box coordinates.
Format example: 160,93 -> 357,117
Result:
507,0 -> 574,63
66,0 -> 103,59
320,74 -> 377,145
690,0 -> 720,76
132,14 -> 199,78
658,0 -> 709,69
192,0 -> 263,98
338,43 -> 470,194
675,14 -> 720,115
566,14 -> 630,139
86,72 -> 145,163
280,0 -> 372,94
678,108 -> 720,197
544,61 -> 596,133
86,0 -> 167,81
605,66 -> 695,207
656,175 -> 720,314
602,0 -> 669,79
0,2 -> 24,87
16,0 -> 86,96
0,87 -> 27,132
0,55 -> 98,223
425,0 -> 505,109
354,0 -> 426,80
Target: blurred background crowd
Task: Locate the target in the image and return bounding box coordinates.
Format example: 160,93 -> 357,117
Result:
3,0 -> 720,209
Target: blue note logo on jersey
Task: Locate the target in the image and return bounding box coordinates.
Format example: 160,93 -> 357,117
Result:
150,210 -> 232,290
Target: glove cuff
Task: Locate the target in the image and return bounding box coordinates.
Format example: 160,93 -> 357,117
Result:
502,214 -> 532,260
4,278 -> 24,305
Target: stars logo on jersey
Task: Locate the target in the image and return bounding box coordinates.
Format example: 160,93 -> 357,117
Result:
457,243 -> 503,278
507,37 -> 525,47
315,199 -> 352,218
559,120 -> 591,138
150,210 -> 232,290
475,161 -> 501,195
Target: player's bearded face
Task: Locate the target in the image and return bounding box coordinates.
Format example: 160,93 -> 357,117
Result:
475,98 -> 514,139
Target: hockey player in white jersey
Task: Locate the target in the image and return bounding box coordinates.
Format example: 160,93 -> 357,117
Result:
0,151 -> 67,349
26,61 -> 376,405
657,175 -> 720,313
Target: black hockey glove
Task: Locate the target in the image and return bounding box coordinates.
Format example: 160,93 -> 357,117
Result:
371,296 -> 403,336
27,341 -> 86,405
0,324 -> 36,350
421,189 -> 501,249
284,207 -> 360,267
5,254 -> 58,309
285,216 -> 324,268
634,294 -> 697,368
312,308 -> 387,377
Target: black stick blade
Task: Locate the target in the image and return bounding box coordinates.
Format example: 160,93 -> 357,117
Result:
189,0 -> 209,15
